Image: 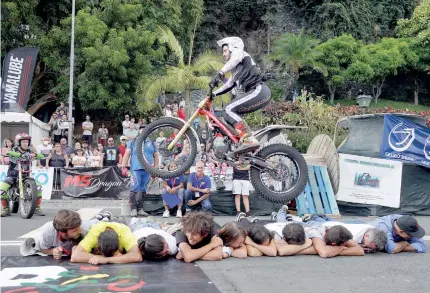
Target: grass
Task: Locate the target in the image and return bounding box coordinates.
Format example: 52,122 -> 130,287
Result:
328,99 -> 430,112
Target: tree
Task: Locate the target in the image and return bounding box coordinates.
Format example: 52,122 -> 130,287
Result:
347,38 -> 418,103
136,27 -> 224,113
316,34 -> 362,104
397,0 -> 430,104
266,30 -> 327,99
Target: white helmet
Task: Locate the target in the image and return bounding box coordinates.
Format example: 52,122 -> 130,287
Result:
217,37 -> 244,52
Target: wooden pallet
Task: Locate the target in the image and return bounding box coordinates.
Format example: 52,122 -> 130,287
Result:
296,165 -> 340,217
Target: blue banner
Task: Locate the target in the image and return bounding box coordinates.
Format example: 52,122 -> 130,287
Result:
381,115 -> 430,168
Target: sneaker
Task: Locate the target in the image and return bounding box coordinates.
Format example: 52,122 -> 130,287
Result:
245,211 -> 252,217
129,217 -> 139,226
185,208 -> 191,213
281,205 -> 288,214
130,209 -> 138,217
137,209 -> 149,217
163,210 -> 170,218
251,217 -> 259,223
302,214 -> 315,223
236,212 -> 246,222
35,208 -> 46,216
176,210 -> 182,218
95,213 -> 104,221
102,211 -> 112,221
286,214 -> 293,222
270,211 -> 277,221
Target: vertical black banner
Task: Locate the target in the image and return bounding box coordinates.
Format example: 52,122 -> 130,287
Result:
1,47 -> 40,112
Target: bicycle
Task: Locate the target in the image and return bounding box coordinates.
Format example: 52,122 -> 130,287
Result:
137,86 -> 309,203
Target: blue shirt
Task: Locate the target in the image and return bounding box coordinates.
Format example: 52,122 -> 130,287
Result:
127,139 -> 157,171
164,175 -> 185,188
188,172 -> 211,196
369,214 -> 427,254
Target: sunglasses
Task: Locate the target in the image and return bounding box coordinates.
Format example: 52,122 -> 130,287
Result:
108,140 -> 114,142
121,139 -> 126,141
125,117 -> 129,119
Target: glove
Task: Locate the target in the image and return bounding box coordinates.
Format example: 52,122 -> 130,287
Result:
121,167 -> 128,177
209,72 -> 223,87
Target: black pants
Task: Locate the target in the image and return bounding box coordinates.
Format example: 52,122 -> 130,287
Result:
223,83 -> 271,126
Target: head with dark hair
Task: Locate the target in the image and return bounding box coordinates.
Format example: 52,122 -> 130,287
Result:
247,224 -> 274,245
137,234 -> 169,259
98,229 -> 119,257
282,223 -> 306,245
219,222 -> 247,248
325,225 -> 353,246
53,209 -> 82,240
180,211 -> 214,246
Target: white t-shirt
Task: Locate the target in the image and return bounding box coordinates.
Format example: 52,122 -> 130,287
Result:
122,120 -> 130,134
37,144 -> 53,157
165,109 -> 172,117
318,222 -> 373,243
264,222 -> 323,240
82,121 -> 93,135
133,227 -> 178,255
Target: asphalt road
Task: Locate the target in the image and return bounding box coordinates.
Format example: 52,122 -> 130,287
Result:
1,200 -> 430,293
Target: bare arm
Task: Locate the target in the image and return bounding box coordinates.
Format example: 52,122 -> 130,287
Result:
312,238 -> 346,258
121,149 -> 131,168
297,246 -> 318,255
45,153 -> 52,168
245,237 -> 277,257
390,241 -> 410,254
193,193 -> 209,204
153,152 -> 159,168
70,245 -> 96,263
338,240 -> 365,256
246,245 -> 263,257
275,238 -> 313,256
105,245 -> 142,264
402,245 -> 418,252
179,237 -> 222,263
64,154 -> 69,168
200,246 -> 223,261
231,245 -> 248,259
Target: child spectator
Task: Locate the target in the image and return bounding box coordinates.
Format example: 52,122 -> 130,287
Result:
178,105 -> 186,120
118,136 -> 127,161
162,161 -> 185,218
174,211 -> 223,262
233,158 -> 251,216
165,105 -> 173,117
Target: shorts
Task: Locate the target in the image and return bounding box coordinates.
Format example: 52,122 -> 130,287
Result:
232,180 -> 250,196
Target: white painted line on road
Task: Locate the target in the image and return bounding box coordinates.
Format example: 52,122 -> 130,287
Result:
1,241 -> 23,246
17,208 -> 103,239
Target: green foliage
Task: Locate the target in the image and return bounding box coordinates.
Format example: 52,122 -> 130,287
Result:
266,30 -> 327,98
316,34 -> 362,103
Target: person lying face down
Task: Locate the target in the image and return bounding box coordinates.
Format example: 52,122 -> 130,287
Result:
71,222 -> 142,265
235,218 -> 277,257
218,222 -> 248,258
175,211 -> 223,262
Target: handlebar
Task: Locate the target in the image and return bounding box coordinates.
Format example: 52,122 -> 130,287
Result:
207,85 -> 214,101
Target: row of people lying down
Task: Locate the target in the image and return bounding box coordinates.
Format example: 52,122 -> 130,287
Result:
37,208 -> 426,264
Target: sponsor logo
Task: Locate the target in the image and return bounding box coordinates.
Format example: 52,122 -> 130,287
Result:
388,122 -> 416,152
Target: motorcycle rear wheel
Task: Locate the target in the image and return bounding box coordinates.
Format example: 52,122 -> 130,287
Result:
250,144 -> 308,203
19,178 -> 38,219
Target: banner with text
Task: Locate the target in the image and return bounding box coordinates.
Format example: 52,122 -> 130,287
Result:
337,154 -> 403,208
0,165 -> 54,200
1,47 -> 40,112
60,166 -> 130,198
381,114 -> 430,168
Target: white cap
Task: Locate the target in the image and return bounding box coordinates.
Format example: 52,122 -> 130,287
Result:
120,136 -> 126,140
216,37 -> 244,52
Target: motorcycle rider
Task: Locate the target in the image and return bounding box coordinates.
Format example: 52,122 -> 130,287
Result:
210,37 -> 272,154
0,133 -> 45,217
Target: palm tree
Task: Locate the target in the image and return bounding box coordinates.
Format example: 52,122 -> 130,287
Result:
266,30 -> 327,99
136,26 -> 224,115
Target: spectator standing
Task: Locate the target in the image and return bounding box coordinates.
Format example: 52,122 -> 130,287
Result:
162,161 -> 185,218
72,149 -> 87,167
178,105 -> 186,120
104,137 -> 121,167
60,137 -> 74,157
118,136 -> 127,161
97,123 -> 108,147
82,115 -> 94,144
185,161 -> 212,212
88,147 -> 103,168
122,115 -> 131,135
121,126 -> 159,217
232,158 -> 251,216
46,142 -> 69,190
37,137 -> 53,168
48,113 -> 62,143
137,118 -> 145,128
59,114 -> 69,138
56,102 -> 68,114
1,138 -> 14,165
125,123 -> 139,140
164,105 -> 173,117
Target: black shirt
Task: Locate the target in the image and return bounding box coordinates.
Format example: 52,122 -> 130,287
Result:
233,167 -> 249,180
174,224 -> 219,249
104,146 -> 120,166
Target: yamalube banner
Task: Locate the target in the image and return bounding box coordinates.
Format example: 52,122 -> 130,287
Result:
337,154 -> 403,208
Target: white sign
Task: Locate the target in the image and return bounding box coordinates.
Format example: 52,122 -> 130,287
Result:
189,166 -> 254,192
0,165 -> 54,200
337,154 -> 403,208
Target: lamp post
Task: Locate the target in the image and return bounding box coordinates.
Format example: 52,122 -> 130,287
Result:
357,95 -> 372,114
67,0 -> 76,147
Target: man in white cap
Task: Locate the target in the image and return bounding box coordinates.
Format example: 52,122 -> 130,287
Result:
209,37 -> 272,154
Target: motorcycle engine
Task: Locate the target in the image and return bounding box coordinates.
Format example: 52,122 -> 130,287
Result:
212,134 -> 229,159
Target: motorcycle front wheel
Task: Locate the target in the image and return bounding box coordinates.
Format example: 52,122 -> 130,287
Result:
19,178 -> 38,219
250,144 -> 308,203
136,117 -> 198,179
